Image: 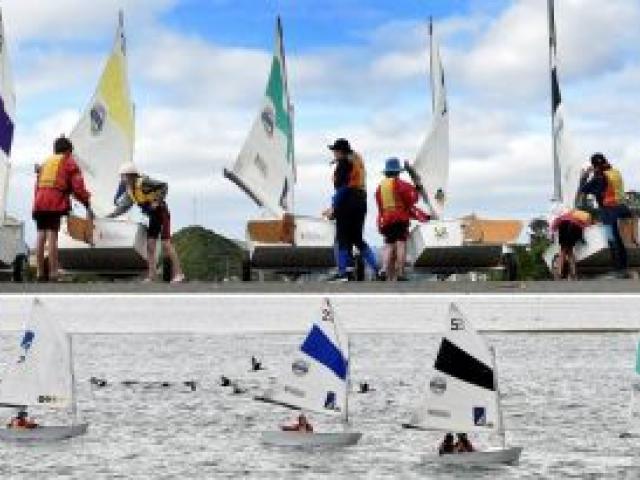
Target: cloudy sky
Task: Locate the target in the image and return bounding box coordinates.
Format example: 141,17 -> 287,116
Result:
3,0 -> 640,245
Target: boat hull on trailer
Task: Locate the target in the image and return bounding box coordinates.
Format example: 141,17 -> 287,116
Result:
0,423 -> 88,442
544,221 -> 640,275
58,218 -> 148,276
261,430 -> 362,447
425,446 -> 522,467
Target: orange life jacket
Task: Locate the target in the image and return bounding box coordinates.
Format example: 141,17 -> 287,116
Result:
348,153 -> 366,190
602,168 -> 624,207
37,154 -> 68,191
379,178 -> 402,212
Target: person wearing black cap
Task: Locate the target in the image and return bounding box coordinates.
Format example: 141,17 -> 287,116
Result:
579,153 -> 631,275
323,138 -> 380,281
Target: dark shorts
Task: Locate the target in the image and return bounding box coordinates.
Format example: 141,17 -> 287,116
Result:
558,221 -> 583,249
381,221 -> 410,244
147,204 -> 171,240
33,212 -> 63,232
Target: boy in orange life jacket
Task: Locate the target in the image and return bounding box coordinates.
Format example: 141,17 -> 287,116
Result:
32,136 -> 94,281
107,163 -> 185,283
375,158 -> 422,281
579,153 -> 631,275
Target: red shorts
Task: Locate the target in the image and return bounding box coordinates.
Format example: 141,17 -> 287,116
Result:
147,204 -> 171,240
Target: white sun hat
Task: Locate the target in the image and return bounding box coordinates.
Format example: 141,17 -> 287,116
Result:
118,162 -> 139,176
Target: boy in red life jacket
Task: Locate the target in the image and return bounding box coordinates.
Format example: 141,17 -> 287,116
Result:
375,158 -> 428,281
8,410 -> 38,429
281,414 -> 313,433
32,136 -> 93,281
550,205 -> 593,280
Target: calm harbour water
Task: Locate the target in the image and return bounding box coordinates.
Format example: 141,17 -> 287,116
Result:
0,327 -> 638,479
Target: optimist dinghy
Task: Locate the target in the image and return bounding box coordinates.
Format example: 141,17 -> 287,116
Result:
403,303 -> 522,466
58,11 -> 148,276
542,0 -> 640,275
0,299 -> 88,442
405,19 -> 522,279
0,7 -> 28,281
224,18 -> 335,279
254,299 -> 361,447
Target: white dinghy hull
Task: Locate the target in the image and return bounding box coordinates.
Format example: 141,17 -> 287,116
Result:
261,430 -> 362,447
0,423 -> 88,442
58,218 -> 148,276
426,447 -> 522,467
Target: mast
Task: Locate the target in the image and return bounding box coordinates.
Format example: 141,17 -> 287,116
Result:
548,0 -> 561,202
69,334 -> 78,424
429,17 -> 435,114
277,15 -> 295,212
490,346 -> 506,449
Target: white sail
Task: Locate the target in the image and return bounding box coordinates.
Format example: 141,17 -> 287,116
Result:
0,7 -> 16,221
409,303 -> 499,433
224,17 -> 295,218
70,11 -> 135,217
548,0 -> 584,208
0,299 -> 73,409
410,19 -> 449,218
257,299 -> 349,418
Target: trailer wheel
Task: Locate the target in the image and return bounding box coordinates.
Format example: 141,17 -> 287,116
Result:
501,253 -> 517,281
12,254 -> 27,283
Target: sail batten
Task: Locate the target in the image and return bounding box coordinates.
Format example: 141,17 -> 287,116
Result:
225,17 -> 295,218
257,299 -> 349,419
69,10 -> 135,217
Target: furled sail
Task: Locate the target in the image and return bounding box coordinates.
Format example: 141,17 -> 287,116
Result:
0,7 -> 15,221
224,17 -> 295,218
0,299 -> 73,409
407,303 -> 499,433
70,11 -> 135,217
548,0 -> 583,208
256,299 -> 349,418
407,18 -> 449,219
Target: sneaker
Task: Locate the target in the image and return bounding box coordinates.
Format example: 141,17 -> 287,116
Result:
171,274 -> 186,284
327,272 -> 350,283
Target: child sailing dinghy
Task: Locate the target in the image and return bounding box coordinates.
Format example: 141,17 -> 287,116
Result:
404,19 -> 522,280
58,11 -> 148,277
402,303 -> 522,466
224,17 -> 335,280
254,299 -> 362,447
0,299 -> 88,441
542,0 -> 640,275
0,8 -> 28,281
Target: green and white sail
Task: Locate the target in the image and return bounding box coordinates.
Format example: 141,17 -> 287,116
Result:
0,7 -> 16,222
70,11 -> 135,217
225,17 -> 295,217
408,19 -> 449,219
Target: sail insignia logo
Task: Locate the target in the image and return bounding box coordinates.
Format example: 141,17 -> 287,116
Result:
90,103 -> 107,136
434,226 -> 448,238
261,106 -> 275,138
291,359 -> 309,377
18,330 -> 35,363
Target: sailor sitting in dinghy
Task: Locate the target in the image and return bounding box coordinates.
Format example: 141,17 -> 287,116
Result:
438,433 -> 455,455
7,410 -> 38,430
281,414 -> 313,433
108,163 -> 185,283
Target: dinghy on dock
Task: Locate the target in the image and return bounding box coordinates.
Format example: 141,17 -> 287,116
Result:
224,18 -> 335,281
403,303 -> 522,466
0,299 -> 88,442
542,0 -> 640,276
0,8 -> 28,282
58,11 -> 148,278
405,19 -> 522,280
254,299 -> 361,447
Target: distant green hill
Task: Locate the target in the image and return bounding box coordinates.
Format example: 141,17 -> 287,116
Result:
172,226 -> 246,281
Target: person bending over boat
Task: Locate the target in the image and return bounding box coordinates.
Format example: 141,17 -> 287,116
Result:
438,432 -> 455,455
375,158 -> 428,281
454,433 -> 474,453
550,207 -> 592,280
107,163 -> 185,283
322,138 -> 381,282
32,136 -> 94,282
579,153 -> 632,277
8,410 -> 38,429
281,414 -> 313,433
